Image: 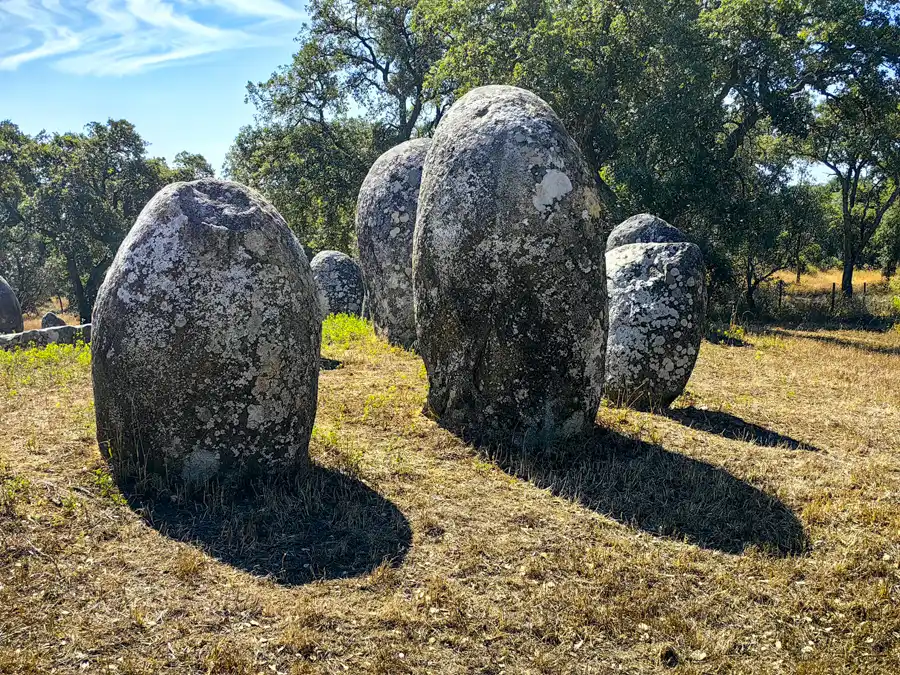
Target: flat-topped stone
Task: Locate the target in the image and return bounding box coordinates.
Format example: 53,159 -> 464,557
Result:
605,241 -> 706,410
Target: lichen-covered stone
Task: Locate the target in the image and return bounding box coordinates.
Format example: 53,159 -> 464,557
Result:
0,324 -> 91,351
0,275 -> 23,335
41,311 -> 67,329
606,213 -> 686,252
356,139 -> 431,348
413,85 -> 607,445
605,242 -> 706,410
310,250 -> 365,318
92,179 -> 321,488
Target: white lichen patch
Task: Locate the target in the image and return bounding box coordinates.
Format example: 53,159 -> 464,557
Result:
532,169 -> 573,213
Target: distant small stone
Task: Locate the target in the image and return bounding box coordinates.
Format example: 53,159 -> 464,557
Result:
310,251 -> 365,318
356,138 -> 431,348
0,324 -> 91,351
0,275 -> 23,335
606,213 -> 686,252
605,240 -> 706,410
91,179 -> 321,489
41,311 -> 67,329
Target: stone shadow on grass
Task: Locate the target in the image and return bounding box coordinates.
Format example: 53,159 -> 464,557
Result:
123,463 -> 411,586
472,425 -> 808,556
768,328 -> 900,357
663,407 -> 820,452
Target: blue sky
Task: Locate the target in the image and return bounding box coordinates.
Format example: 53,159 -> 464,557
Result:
0,1 -> 307,172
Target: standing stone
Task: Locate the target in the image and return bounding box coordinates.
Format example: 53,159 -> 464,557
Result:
356,139 -> 431,348
413,85 -> 607,445
605,233 -> 706,410
605,213 -> 687,251
92,179 -> 321,489
310,251 -> 365,318
0,276 -> 23,335
41,311 -> 67,328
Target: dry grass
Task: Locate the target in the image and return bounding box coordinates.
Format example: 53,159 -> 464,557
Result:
1,316 -> 899,673
772,268 -> 889,295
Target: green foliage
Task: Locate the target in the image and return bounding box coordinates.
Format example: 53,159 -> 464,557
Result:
0,119 -> 213,321
226,0 -> 449,253
0,342 -> 91,395
321,313 -> 377,349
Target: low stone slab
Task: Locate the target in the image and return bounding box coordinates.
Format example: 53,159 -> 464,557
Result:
0,324 -> 92,351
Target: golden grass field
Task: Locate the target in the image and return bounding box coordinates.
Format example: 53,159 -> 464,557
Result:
1,317 -> 899,674
772,268 -> 889,295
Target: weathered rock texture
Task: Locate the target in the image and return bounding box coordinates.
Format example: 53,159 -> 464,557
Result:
0,276 -> 23,335
41,311 -> 67,328
605,241 -> 706,410
413,85 -> 608,445
310,250 -> 365,318
0,324 -> 91,351
356,139 -> 431,348
92,179 -> 321,488
605,213 -> 686,251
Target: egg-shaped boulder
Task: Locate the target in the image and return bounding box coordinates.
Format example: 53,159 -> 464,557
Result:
604,241 -> 706,410
356,139 -> 431,348
0,276 -> 23,335
413,85 -> 607,445
310,250 -> 365,318
92,179 -> 321,489
605,213 -> 686,252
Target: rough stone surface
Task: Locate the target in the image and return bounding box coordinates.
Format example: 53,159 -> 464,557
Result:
356,138 -> 431,348
413,85 -> 608,445
0,276 -> 23,335
310,250 -> 365,318
0,324 -> 91,351
605,242 -> 706,410
92,179 -> 321,488
606,213 -> 686,252
41,311 -> 67,328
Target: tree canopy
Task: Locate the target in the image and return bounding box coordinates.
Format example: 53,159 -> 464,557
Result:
0,120 -> 212,321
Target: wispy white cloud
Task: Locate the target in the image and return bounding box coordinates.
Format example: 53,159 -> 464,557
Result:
0,0 -> 304,75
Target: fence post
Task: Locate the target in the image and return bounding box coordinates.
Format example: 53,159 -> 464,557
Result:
831,282 -> 836,312
777,279 -> 784,310
863,282 -> 867,302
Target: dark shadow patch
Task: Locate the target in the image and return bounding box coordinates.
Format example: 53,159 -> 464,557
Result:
663,406 -> 820,452
320,356 -> 343,370
471,425 -> 808,556
705,330 -> 750,347
124,464 -> 411,586
767,328 -> 900,357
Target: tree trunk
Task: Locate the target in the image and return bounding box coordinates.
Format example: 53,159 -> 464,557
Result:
745,284 -> 757,313
65,255 -> 91,323
841,256 -> 854,299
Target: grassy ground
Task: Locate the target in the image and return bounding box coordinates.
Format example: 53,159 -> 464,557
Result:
1,317 -> 898,674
